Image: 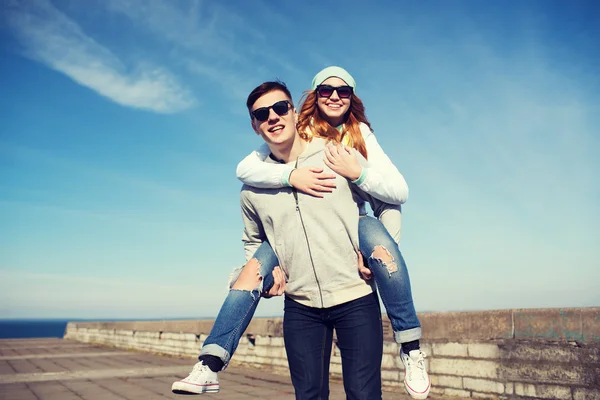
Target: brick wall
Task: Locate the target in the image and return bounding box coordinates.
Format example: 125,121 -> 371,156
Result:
64,307 -> 600,399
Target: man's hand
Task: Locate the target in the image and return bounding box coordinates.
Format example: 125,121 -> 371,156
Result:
324,143 -> 362,181
289,166 -> 337,198
262,266 -> 287,298
357,251 -> 372,280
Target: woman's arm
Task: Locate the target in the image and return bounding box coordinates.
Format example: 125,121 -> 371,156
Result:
323,123 -> 408,205
236,143 -> 294,189
356,123 -> 408,205
349,150 -> 403,244
237,143 -> 337,196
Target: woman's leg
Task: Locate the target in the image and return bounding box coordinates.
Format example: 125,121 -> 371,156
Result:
358,216 -> 421,345
334,292 -> 383,400
359,217 -> 430,399
283,296 -> 332,400
172,243 -> 280,394
199,241 -> 279,366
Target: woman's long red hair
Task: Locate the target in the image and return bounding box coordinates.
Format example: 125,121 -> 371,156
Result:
297,91 -> 372,159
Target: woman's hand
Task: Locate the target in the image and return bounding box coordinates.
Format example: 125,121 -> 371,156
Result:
324,143 -> 362,181
289,166 -> 337,197
262,266 -> 287,298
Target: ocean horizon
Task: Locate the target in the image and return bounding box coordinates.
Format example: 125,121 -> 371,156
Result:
0,317 -> 217,339
0,319 -> 72,339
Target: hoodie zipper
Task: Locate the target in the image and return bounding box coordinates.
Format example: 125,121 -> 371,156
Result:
292,160 -> 324,308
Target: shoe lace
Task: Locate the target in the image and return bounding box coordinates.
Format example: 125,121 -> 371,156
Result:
406,351 -> 427,381
187,362 -> 209,380
414,352 -> 427,380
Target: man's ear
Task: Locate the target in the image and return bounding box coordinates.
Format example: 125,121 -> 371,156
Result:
293,108 -> 298,125
250,118 -> 260,135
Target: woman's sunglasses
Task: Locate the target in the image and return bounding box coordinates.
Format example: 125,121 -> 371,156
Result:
251,100 -> 291,122
316,84 -> 354,99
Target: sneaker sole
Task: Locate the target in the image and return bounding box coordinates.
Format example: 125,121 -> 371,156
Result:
404,381 -> 430,400
172,381 -> 220,394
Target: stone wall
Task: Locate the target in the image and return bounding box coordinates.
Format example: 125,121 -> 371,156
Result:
64,307 -> 600,399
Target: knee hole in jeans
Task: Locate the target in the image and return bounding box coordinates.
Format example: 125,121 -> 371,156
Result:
370,246 -> 398,274
231,258 -> 264,291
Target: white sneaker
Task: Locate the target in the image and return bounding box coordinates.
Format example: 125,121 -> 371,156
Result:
400,349 -> 431,399
171,361 -> 220,394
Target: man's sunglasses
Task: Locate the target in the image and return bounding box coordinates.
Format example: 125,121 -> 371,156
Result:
251,100 -> 291,122
316,84 -> 354,99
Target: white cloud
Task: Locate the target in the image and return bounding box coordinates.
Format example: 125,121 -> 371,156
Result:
3,0 -> 196,113
104,0 -> 240,61
103,0 -> 304,98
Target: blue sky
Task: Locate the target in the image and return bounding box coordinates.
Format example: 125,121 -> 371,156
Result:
1,0 -> 598,319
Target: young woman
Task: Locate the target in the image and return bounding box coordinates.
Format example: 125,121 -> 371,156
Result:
172,67 -> 430,399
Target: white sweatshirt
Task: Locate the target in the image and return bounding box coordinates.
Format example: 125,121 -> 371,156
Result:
236,123 -> 408,205
241,138 -> 401,308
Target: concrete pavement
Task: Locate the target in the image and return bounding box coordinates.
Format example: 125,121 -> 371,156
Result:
0,338 -> 435,400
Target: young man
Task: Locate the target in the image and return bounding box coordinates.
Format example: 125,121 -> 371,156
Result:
173,81 -> 397,399
244,80 -> 392,400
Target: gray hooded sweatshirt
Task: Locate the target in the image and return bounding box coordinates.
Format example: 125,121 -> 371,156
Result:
240,137 -> 401,309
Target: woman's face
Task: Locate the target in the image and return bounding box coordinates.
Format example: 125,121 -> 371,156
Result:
316,77 -> 352,127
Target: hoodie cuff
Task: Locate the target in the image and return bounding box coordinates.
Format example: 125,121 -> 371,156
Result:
351,167 -> 368,186
281,168 -> 294,187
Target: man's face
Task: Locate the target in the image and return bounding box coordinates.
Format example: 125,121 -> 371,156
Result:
250,90 -> 298,147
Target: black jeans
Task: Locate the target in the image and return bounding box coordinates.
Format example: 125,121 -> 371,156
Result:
283,292 -> 383,400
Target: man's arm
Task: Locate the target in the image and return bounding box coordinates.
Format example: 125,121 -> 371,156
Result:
240,187 -> 288,298
240,188 -> 267,261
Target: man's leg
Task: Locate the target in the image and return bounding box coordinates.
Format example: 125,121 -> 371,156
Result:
283,297 -> 332,400
333,292 -> 383,400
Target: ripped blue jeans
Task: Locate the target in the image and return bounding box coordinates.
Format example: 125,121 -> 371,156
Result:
199,215 -> 421,365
